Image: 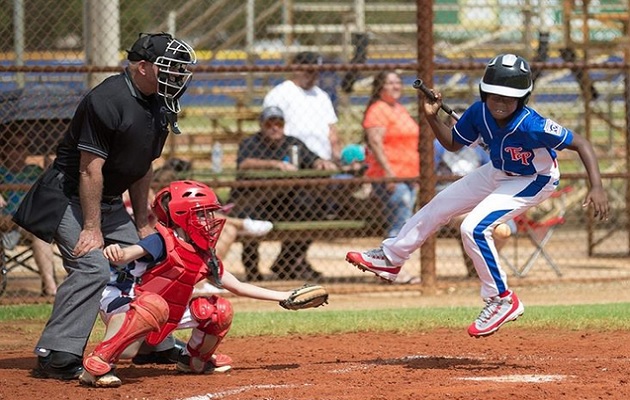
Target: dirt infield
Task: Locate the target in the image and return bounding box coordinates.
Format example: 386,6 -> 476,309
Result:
2,281 -> 630,399
1,327 -> 629,400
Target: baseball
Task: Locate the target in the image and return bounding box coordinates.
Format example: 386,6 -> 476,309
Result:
494,223 -> 512,239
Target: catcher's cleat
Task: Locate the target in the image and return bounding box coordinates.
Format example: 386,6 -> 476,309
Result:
83,354 -> 112,376
176,353 -> 232,374
79,369 -> 122,388
468,290 -> 524,337
345,248 -> 401,283
32,350 -> 83,380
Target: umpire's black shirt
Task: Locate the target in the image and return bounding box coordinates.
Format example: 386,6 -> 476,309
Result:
54,68 -> 169,197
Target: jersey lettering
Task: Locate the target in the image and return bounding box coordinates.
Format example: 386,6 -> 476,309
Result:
505,146 -> 533,165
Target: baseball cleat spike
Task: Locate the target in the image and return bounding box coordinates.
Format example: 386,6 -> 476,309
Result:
345,250 -> 401,283
346,259 -> 394,284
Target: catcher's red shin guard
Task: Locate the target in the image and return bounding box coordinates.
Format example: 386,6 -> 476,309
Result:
185,295 -> 233,372
83,292 -> 169,376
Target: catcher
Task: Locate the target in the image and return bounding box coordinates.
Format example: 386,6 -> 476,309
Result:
79,180 -> 328,387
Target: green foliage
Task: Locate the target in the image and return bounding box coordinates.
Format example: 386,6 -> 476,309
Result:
0,0 -> 83,52
120,0 -> 158,48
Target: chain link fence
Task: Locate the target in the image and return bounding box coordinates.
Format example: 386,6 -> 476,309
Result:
1,0 -> 629,302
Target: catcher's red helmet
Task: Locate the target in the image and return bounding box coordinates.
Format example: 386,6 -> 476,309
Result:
152,180 -> 225,249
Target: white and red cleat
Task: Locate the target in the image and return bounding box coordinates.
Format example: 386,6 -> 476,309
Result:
79,369 -> 122,388
345,247 -> 402,283
468,290 -> 524,337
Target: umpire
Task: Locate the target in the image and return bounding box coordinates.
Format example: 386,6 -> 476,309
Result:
12,33 -> 196,380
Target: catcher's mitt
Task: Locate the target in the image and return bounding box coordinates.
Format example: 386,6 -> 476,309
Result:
279,284 -> 329,310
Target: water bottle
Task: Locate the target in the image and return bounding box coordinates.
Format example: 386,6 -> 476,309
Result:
212,142 -> 223,173
291,145 -> 299,167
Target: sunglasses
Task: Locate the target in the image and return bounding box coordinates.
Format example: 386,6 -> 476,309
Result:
263,118 -> 285,128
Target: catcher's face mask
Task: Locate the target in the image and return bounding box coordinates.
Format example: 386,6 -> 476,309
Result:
154,39 -> 197,113
164,180 -> 226,250
128,33 -> 197,113
184,206 -> 226,250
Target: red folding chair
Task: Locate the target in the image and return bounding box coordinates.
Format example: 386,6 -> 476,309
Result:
501,186 -> 573,278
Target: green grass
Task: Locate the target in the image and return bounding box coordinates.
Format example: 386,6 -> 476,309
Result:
3,303 -> 630,340
0,304 -> 55,320
227,303 -> 630,337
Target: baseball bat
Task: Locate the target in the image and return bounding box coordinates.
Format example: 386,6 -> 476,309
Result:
413,79 -> 460,121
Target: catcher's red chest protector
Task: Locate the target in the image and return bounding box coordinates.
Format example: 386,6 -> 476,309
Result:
135,224 -> 221,345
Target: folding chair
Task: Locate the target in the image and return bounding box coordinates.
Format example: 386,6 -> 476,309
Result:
0,233 -> 61,297
0,239 -> 41,297
501,186 -> 573,278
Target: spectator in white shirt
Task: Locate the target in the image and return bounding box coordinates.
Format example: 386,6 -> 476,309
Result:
263,51 -> 341,163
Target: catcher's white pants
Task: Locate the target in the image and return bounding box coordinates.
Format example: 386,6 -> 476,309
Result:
382,163 -> 559,298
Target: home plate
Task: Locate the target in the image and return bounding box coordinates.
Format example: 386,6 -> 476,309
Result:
459,374 -> 569,383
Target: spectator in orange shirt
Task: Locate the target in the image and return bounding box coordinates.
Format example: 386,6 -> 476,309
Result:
363,71 -> 420,240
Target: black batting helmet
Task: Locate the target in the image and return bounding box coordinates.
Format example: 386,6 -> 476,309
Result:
479,54 -> 533,107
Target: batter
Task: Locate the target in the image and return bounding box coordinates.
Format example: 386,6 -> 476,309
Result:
346,53 -> 609,337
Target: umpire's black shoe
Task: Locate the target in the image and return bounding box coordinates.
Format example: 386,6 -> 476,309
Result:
132,340 -> 185,365
32,350 -> 83,380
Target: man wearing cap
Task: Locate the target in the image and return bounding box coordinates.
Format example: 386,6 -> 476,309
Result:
232,106 -> 337,281
12,33 -> 196,381
263,51 -> 341,163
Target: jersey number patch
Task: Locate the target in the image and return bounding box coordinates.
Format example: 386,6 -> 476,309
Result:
544,119 -> 563,136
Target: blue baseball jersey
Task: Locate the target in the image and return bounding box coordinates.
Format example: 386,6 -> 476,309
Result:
452,101 -> 574,176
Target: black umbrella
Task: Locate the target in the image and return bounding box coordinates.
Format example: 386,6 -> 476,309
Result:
0,84 -> 84,155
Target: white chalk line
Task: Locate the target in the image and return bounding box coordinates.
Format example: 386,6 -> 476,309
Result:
177,383 -> 312,400
459,374 -> 572,383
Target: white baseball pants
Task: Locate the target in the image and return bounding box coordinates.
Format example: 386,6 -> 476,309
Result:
382,162 -> 559,298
